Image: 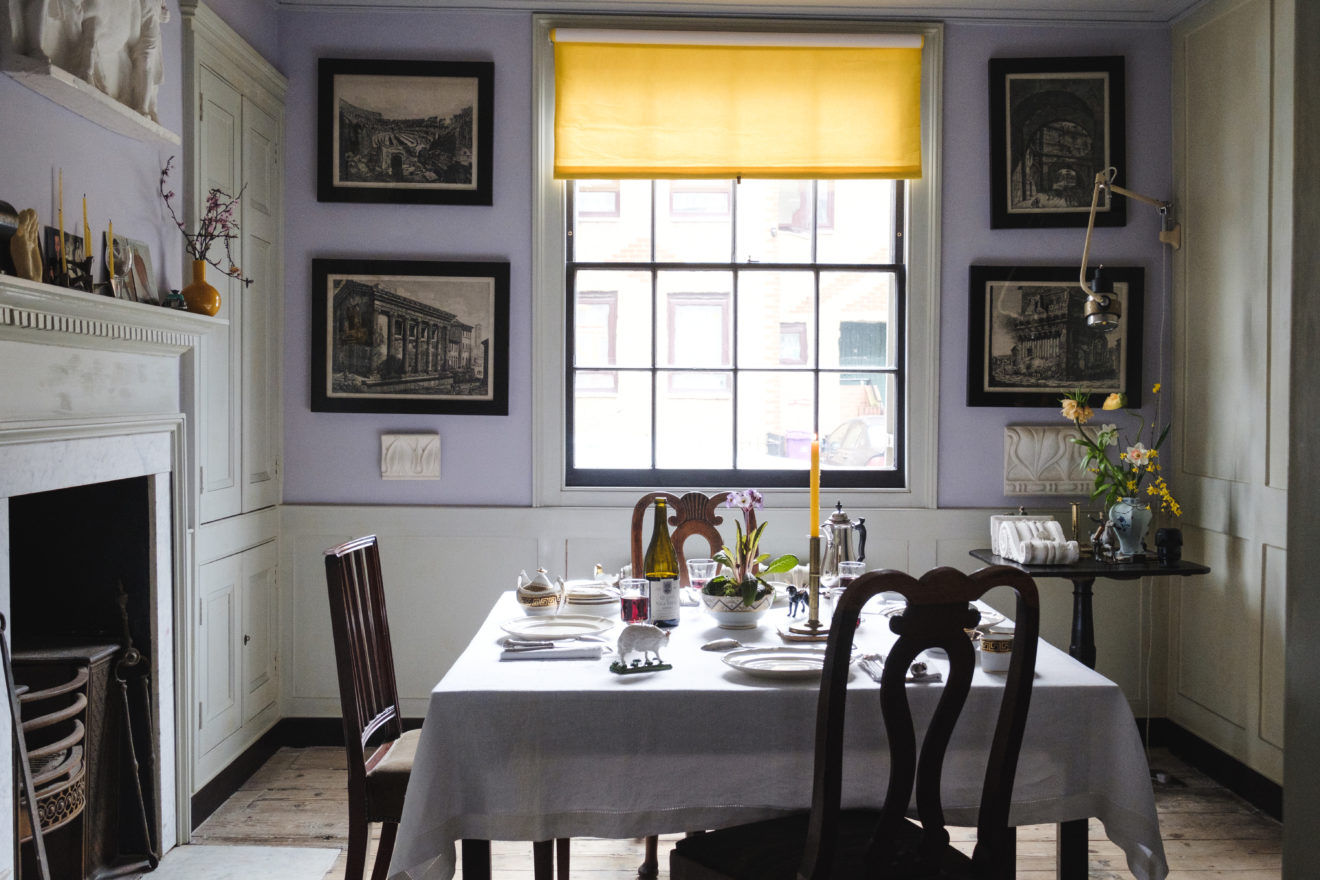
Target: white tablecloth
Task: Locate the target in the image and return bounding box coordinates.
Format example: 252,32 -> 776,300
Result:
389,593 -> 1167,880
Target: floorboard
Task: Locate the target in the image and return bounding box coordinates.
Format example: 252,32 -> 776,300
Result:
189,746 -> 1281,879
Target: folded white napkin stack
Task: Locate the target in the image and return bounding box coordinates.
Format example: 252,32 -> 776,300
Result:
996,519 -> 1080,565
499,644 -> 604,661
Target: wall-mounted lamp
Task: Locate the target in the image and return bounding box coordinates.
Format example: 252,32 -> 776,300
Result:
1079,167 -> 1181,331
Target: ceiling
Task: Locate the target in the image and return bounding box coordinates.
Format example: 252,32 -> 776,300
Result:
280,0 -> 1207,23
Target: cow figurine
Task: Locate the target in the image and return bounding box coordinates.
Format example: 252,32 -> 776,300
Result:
616,623 -> 669,666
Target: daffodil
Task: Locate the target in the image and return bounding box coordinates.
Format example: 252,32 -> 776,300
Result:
1060,388 -> 1179,515
1103,392 -> 1127,410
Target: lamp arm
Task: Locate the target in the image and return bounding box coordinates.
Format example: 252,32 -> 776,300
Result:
1080,167 -> 1181,299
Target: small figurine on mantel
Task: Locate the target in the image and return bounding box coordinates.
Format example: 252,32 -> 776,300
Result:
609,623 -> 672,675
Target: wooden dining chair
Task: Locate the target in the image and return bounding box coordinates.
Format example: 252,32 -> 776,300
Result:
670,564 -> 1041,880
629,490 -> 746,587
325,535 -> 562,880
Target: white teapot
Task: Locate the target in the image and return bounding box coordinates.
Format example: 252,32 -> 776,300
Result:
516,568 -> 564,615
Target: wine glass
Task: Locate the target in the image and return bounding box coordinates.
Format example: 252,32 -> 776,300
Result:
686,557 -> 718,601
619,578 -> 650,624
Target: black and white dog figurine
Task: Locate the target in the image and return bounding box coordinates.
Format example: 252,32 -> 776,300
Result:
786,585 -> 808,618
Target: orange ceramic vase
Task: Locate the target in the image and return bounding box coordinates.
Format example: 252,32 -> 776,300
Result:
180,259 -> 221,316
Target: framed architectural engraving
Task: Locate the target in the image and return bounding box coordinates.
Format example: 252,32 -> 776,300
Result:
311,258 -> 509,415
989,56 -> 1126,229
317,58 -> 494,205
967,264 -> 1143,408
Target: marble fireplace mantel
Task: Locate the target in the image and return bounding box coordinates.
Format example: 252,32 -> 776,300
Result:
0,273 -> 221,870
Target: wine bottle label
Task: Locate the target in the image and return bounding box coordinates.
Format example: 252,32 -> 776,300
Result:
648,576 -> 680,625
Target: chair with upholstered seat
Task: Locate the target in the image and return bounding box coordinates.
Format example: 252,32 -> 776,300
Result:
325,535 -> 562,880
670,564 -> 1040,880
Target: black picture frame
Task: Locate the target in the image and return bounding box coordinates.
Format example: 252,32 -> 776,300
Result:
967,264 -> 1143,408
311,258 -> 509,415
317,58 -> 494,206
42,225 -> 92,292
989,55 -> 1126,229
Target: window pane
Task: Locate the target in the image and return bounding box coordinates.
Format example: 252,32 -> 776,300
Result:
819,372 -> 896,470
572,370 -> 652,468
737,371 -> 815,469
737,270 -> 815,368
657,271 -> 732,368
655,180 -> 733,262
574,270 -> 652,367
816,179 -> 897,265
656,371 -> 733,468
818,272 -> 897,369
735,179 -> 811,264
572,180 -> 651,263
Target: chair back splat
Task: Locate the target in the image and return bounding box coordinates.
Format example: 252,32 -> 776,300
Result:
800,565 -> 1039,879
630,491 -> 748,586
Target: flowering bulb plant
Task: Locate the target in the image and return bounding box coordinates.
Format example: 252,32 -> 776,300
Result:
705,490 -> 800,606
1060,386 -> 1181,516
159,157 -> 253,286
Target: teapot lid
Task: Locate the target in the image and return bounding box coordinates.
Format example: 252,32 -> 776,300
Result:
827,501 -> 852,524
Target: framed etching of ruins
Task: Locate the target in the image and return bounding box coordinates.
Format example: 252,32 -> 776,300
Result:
311,258 -> 509,415
989,56 -> 1125,229
967,264 -> 1143,408
317,58 -> 494,205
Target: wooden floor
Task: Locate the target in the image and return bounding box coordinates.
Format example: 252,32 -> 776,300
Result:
191,746 -> 1281,879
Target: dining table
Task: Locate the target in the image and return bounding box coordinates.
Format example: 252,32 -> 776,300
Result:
388,591 -> 1169,880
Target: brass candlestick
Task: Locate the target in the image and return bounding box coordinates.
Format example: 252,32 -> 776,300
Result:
789,536 -> 829,637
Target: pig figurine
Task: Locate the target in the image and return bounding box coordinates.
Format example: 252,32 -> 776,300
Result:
617,623 -> 669,666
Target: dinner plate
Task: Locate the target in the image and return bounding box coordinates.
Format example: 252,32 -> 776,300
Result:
500,615 -> 613,640
723,646 -> 837,680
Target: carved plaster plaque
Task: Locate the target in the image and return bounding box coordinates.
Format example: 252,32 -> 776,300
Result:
381,433 -> 441,480
1004,425 -> 1090,496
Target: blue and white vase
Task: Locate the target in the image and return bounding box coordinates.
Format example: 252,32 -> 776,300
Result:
1108,497 -> 1154,558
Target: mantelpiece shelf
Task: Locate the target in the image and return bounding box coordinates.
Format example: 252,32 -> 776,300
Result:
2,54 -> 181,146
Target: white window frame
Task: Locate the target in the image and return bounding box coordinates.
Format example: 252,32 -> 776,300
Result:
532,14 -> 943,508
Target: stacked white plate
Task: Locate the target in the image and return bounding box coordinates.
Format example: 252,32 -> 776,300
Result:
561,581 -> 622,618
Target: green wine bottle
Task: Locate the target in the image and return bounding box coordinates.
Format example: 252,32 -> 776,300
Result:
643,498 -> 680,626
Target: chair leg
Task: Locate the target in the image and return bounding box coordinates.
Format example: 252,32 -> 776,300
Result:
344,814 -> 369,880
638,834 -> 659,878
556,837 -> 570,879
462,840 -> 491,880
533,840 -> 554,880
369,822 -> 398,880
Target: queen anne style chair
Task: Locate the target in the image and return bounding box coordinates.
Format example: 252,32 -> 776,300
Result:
325,535 -> 563,880
670,564 -> 1041,880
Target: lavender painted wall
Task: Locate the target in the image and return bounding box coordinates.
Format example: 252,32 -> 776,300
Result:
274,12 -> 1172,510
938,22 -> 1173,508
278,9 -> 533,506
0,1 -> 186,297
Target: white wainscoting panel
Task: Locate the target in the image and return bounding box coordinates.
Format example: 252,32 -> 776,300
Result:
282,503 -> 1162,721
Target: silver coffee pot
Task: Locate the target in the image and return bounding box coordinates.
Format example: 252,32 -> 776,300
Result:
820,501 -> 867,580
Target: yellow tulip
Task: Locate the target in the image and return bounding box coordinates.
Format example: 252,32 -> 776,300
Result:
1102,392 -> 1127,410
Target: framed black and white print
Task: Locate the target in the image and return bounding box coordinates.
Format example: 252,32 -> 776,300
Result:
967,265 -> 1143,408
989,56 -> 1126,229
311,258 -> 509,415
317,59 -> 494,205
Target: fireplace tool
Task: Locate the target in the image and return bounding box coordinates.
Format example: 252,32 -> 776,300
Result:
1,613 -> 52,880
112,583 -> 160,873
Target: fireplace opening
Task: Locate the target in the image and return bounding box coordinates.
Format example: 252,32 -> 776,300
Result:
9,476 -> 162,879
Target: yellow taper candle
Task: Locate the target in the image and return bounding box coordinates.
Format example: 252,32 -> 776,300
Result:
107,220 -> 114,276
809,433 -> 820,534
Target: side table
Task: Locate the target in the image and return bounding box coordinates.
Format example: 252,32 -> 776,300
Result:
969,549 -> 1210,880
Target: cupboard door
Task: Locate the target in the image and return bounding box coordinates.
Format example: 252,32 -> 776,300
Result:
196,64 -> 244,524
241,540 -> 279,724
241,95 -> 282,513
197,552 -> 242,755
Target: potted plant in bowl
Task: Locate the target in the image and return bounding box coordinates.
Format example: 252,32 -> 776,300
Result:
701,490 -> 799,629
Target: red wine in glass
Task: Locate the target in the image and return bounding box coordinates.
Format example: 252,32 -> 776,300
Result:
621,594 -> 650,624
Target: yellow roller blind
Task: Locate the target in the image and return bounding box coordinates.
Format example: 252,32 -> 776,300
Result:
552,30 -> 923,180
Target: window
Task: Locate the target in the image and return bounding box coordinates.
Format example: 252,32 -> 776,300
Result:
534,16 -> 941,506
565,177 -> 904,487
